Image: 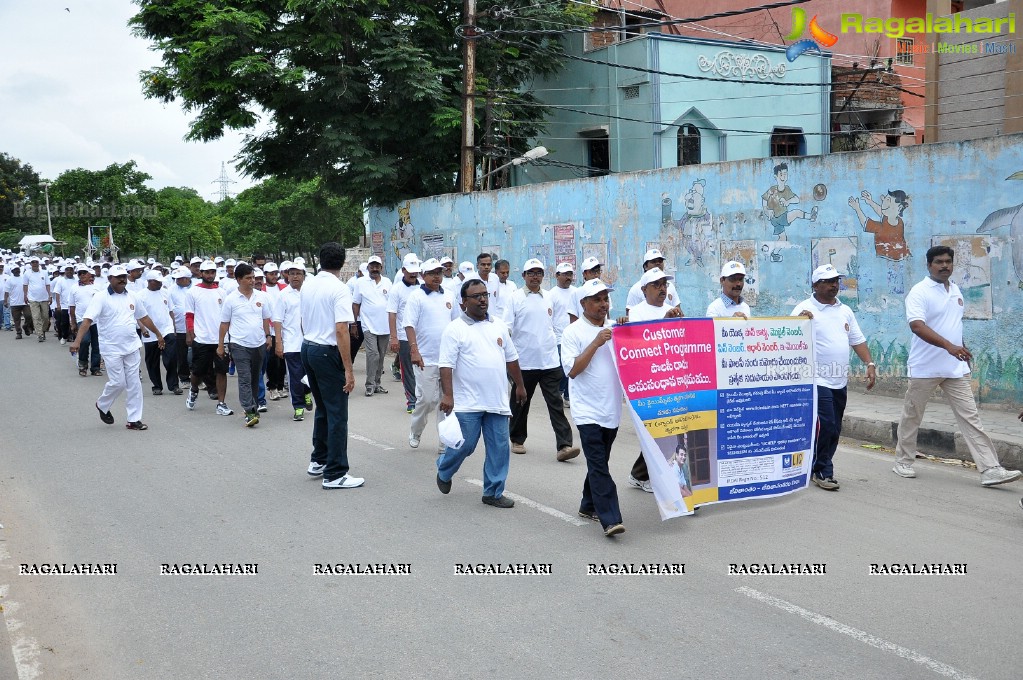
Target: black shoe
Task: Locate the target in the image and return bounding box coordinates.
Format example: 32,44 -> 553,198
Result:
172,387 -> 183,395
95,403 -> 114,425
125,421 -> 148,431
482,495 -> 514,508
578,509 -> 600,523
152,388 -> 163,396
437,474 -> 451,495
91,370 -> 102,376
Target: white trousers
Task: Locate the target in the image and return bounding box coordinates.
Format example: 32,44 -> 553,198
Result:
410,364 -> 447,440
97,349 -> 144,422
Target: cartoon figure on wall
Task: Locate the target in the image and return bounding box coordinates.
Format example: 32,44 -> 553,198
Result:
761,162 -> 818,241
675,179 -> 714,267
977,170 -> 1023,286
848,189 -> 911,261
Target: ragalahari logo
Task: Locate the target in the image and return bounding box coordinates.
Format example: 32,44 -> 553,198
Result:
784,7 -> 839,62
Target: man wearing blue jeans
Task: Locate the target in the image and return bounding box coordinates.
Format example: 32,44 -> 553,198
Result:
436,279 -> 527,507
300,242 -> 363,490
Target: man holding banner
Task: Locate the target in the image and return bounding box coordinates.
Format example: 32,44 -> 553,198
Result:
562,278 -> 625,537
792,264 -> 875,491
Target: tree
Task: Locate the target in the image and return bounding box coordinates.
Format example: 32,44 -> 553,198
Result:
130,0 -> 593,205
152,186 -> 223,258
0,152 -> 43,246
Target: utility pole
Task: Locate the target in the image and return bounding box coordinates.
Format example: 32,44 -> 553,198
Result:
460,0 -> 476,193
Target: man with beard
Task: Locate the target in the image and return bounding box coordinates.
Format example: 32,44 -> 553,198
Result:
185,260 -> 234,416
68,264 -> 102,376
352,255 -> 392,397
706,261 -> 751,318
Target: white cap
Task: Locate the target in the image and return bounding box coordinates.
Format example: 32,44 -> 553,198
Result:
225,258 -> 237,267
294,257 -> 305,264
720,261 -> 747,278
640,267 -> 673,287
147,257 -> 156,264
252,268 -> 264,278
581,256 -> 602,271
402,253 -> 420,269
368,255 -> 382,264
578,278 -> 613,299
144,269 -> 163,281
126,260 -> 144,271
46,265 -> 57,273
200,260 -> 217,271
521,258 -> 545,273
263,262 -> 278,273
440,256 -> 454,265
214,256 -> 225,264
420,258 -> 442,272
108,265 -> 128,277
458,261 -> 475,275
811,263 -> 843,283
190,256 -> 203,265
76,264 -> 91,273
555,262 -> 575,274
63,261 -> 75,269
643,248 -> 665,263
359,263 -> 369,275
29,256 -> 40,263
172,266 -> 191,279
279,261 -> 294,272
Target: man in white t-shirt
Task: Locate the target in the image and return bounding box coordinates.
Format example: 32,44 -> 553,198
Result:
706,261 -> 752,318
3,264 -> 29,338
568,257 -> 610,322
69,265 -> 165,431
23,256 -> 51,341
53,262 -> 76,344
352,255 -> 392,397
185,260 -> 233,416
791,264 -> 875,491
440,256 -> 457,292
167,267 -> 193,388
506,258 -> 579,461
548,262 -> 577,404
561,278 -> 625,537
893,246 -> 1021,486
435,278 -> 527,508
139,269 -> 180,396
125,260 -> 146,294
219,262 -> 272,427
625,248 -> 681,313
0,261 -> 11,331
388,253 -> 422,412
617,267 -> 683,494
491,258 -> 518,323
67,265 -> 102,375
273,262 -> 312,421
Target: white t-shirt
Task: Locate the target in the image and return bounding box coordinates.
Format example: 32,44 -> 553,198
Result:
67,281 -> 100,323
628,300 -> 674,323
168,282 -> 191,333
139,287 -> 176,340
491,279 -> 518,323
790,296 -> 866,389
439,314 -> 518,415
221,289 -> 272,348
403,286 -> 457,365
301,271 -> 355,346
905,277 -> 969,379
84,287 -> 148,356
561,316 -> 622,428
272,286 -> 304,354
706,294 -> 751,318
53,276 -> 75,308
386,276 -> 421,341
186,283 -> 226,345
626,279 -> 680,311
23,268 -> 50,302
571,280 -> 613,319
507,287 -> 559,371
220,277 -> 239,297
3,274 -> 26,306
352,275 -> 392,336
547,285 -> 576,344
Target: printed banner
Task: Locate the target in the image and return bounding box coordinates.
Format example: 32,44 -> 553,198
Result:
613,317 -> 816,520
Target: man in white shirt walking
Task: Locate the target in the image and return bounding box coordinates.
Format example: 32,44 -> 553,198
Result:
140,269 -> 180,395
53,262 -> 76,344
548,262 -> 577,403
625,248 -> 681,313
706,261 -> 752,318
792,264 -> 876,491
388,253 -> 422,413
3,264 -> 29,339
219,263 -> 272,427
185,260 -> 233,416
893,246 -> 1021,486
352,255 -> 392,397
167,267 -> 193,390
23,256 -> 51,341
68,264 -> 102,376
273,262 -> 313,421
69,265 -> 165,431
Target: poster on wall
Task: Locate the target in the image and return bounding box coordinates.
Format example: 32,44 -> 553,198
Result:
483,245 -> 501,260
581,242 -> 608,267
930,235 -> 993,320
811,236 -> 859,306
550,222 -> 579,269
421,233 -> 445,259
613,316 -> 816,520
719,239 -> 759,306
370,231 -> 384,257
528,244 -> 550,267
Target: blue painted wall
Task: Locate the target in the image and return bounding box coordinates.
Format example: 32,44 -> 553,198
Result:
370,135 -> 1023,405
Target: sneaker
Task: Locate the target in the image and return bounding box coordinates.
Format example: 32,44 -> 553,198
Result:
269,389 -> 280,401
244,412 -> 259,427
365,386 -> 374,397
322,474 -> 365,489
578,509 -> 600,523
406,406 -> 415,414
208,392 -> 218,400
60,338 -> 66,346
95,403 -> 114,425
304,393 -> 313,409
38,335 -> 44,342
307,461 -> 325,476
392,370 -> 402,382
511,442 -> 527,455
293,408 -> 305,422
125,421 -> 148,431
980,466 -> 1022,487
892,462 -> 916,478
409,433 -> 420,449
556,446 -> 580,462
437,474 -> 452,494
374,385 -> 388,394
811,474 -> 839,491
152,388 -> 163,396
604,523 -> 626,537
79,368 -> 87,377
257,403 -> 268,413
627,475 -> 653,493
216,402 -> 234,416
482,495 -> 514,508
172,387 -> 183,395
186,390 -> 198,410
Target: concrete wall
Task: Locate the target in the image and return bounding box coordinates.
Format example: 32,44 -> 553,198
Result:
370,134 -> 1023,406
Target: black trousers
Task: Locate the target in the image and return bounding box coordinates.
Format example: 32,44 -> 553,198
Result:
577,424 -> 622,529
144,335 -> 179,391
174,332 -> 191,382
55,309 -> 71,341
266,336 -> 287,390
509,367 -> 574,450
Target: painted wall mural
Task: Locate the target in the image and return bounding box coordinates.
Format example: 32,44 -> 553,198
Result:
369,135 -> 1023,405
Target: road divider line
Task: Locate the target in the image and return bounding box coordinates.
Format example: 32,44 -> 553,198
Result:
0,544 -> 42,680
735,586 -> 978,680
464,479 -> 588,526
350,432 -> 396,451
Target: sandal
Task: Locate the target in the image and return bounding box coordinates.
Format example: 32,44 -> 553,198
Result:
125,421 -> 148,431
79,368 -> 88,377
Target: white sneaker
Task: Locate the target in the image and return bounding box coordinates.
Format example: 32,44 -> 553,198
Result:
409,433 -> 420,449
307,462 -> 326,476
185,390 -> 197,411
60,338 -> 66,345
216,402 -> 234,416
628,475 -> 653,493
322,474 -> 364,489
980,466 -> 1022,487
892,463 -> 916,478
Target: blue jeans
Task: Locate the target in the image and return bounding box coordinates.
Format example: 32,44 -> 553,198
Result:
578,424 -> 622,529
78,325 -> 101,372
2,304 -> 12,329
284,352 -> 310,409
557,344 -> 569,399
301,341 -> 351,481
813,386 -> 847,479
437,411 -> 510,498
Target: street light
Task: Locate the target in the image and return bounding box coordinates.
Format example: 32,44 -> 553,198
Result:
477,146 -> 549,188
38,182 -> 53,238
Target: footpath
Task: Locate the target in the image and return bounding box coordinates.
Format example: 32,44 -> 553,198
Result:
843,391 -> 1023,469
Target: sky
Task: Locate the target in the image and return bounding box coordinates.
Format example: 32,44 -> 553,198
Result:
0,1 -> 258,201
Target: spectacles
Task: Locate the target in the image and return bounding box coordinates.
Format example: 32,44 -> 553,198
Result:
465,292 -> 490,300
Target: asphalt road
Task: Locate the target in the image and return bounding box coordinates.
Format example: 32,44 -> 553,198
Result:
1,337 -> 1022,680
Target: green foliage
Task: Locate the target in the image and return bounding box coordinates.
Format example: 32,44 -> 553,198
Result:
130,0 -> 594,205
152,186 -> 224,258
0,153 -> 43,236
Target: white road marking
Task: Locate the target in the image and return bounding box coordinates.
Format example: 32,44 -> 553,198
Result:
464,479 -> 588,526
736,586 -> 978,680
350,432 -> 396,451
0,545 -> 42,680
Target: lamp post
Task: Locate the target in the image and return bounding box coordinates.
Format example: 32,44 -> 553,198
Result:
39,182 -> 53,238
477,146 -> 548,188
